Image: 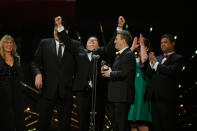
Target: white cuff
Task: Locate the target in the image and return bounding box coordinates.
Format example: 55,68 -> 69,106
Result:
88,80 -> 92,88
57,26 -> 64,32
116,27 -> 123,31
153,62 -> 159,71
149,61 -> 154,69
109,67 -> 112,77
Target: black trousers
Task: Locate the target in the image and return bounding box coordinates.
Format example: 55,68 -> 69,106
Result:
75,88 -> 106,131
95,90 -> 106,131
37,89 -> 73,131
109,102 -> 130,131
75,90 -> 91,131
151,100 -> 176,131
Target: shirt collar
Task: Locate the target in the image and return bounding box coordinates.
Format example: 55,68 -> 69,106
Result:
119,47 -> 128,54
164,51 -> 175,56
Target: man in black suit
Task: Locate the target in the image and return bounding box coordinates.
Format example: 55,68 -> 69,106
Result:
145,33 -> 183,131
101,30 -> 136,131
32,21 -> 77,131
55,16 -> 110,131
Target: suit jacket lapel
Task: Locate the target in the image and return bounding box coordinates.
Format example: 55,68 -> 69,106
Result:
83,49 -> 92,62
51,39 -> 57,57
112,48 -> 129,68
50,39 -> 60,63
119,48 -> 129,57
163,53 -> 174,65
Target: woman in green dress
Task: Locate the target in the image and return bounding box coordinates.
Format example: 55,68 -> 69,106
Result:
128,34 -> 152,131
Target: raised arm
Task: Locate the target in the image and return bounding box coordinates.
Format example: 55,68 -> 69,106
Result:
139,34 -> 148,64
103,16 -> 126,57
130,36 -> 139,51
118,16 -> 126,29
55,16 -> 81,54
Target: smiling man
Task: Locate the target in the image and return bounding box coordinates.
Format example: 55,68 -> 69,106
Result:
145,33 -> 184,131
101,30 -> 136,131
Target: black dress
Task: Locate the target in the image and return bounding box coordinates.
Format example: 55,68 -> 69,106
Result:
0,56 -> 24,131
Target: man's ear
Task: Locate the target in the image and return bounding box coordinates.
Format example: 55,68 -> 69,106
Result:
172,41 -> 175,47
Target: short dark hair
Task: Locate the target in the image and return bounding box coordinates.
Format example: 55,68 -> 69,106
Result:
161,33 -> 175,42
144,37 -> 151,48
117,30 -> 133,47
86,36 -> 101,46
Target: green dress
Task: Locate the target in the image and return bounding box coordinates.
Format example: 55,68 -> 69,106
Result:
128,60 -> 152,122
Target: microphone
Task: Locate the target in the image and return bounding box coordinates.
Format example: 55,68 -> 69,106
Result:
101,60 -> 109,71
92,54 -> 100,59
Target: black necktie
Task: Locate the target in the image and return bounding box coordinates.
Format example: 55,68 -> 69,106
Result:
87,50 -> 94,53
58,44 -> 63,60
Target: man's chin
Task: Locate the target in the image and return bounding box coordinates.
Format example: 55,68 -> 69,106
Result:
88,48 -> 94,51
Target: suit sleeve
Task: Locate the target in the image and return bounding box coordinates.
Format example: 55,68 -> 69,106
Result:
141,60 -> 154,79
157,55 -> 184,77
104,31 -> 117,58
96,30 -> 117,59
58,30 -> 81,54
110,53 -> 136,81
31,39 -> 44,75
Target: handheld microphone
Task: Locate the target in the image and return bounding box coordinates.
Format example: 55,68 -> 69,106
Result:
101,60 -> 109,71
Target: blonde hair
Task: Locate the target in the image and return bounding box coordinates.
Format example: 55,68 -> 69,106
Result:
0,34 -> 18,59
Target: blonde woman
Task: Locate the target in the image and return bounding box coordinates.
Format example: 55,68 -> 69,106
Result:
0,35 -> 24,130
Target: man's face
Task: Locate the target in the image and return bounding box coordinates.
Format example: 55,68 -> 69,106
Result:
86,37 -> 99,50
114,34 -> 123,51
161,37 -> 175,53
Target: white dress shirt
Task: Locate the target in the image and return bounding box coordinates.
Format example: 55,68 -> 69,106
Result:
55,40 -> 65,56
118,47 -> 129,54
150,51 -> 175,71
87,52 -> 92,61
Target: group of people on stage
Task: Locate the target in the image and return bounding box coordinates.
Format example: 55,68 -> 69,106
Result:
0,15 -> 183,131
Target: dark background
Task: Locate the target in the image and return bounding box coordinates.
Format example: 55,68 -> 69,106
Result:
0,0 -> 194,77
0,0 -> 196,130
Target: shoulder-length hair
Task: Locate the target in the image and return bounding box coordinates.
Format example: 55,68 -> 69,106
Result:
0,34 -> 18,59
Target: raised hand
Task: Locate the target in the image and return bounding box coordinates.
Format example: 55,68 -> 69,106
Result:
139,34 -> 145,47
149,52 -> 157,65
55,16 -> 63,27
118,16 -> 126,28
139,34 -> 148,63
130,36 -> 139,51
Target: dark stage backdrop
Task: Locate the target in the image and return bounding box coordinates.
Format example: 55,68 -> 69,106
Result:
0,0 -> 193,84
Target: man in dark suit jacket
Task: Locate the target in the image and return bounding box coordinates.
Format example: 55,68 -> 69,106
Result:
101,29 -> 136,131
55,16 -> 111,131
32,23 -> 76,131
145,33 -> 183,131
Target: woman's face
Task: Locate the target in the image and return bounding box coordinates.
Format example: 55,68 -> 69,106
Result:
3,39 -> 14,53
